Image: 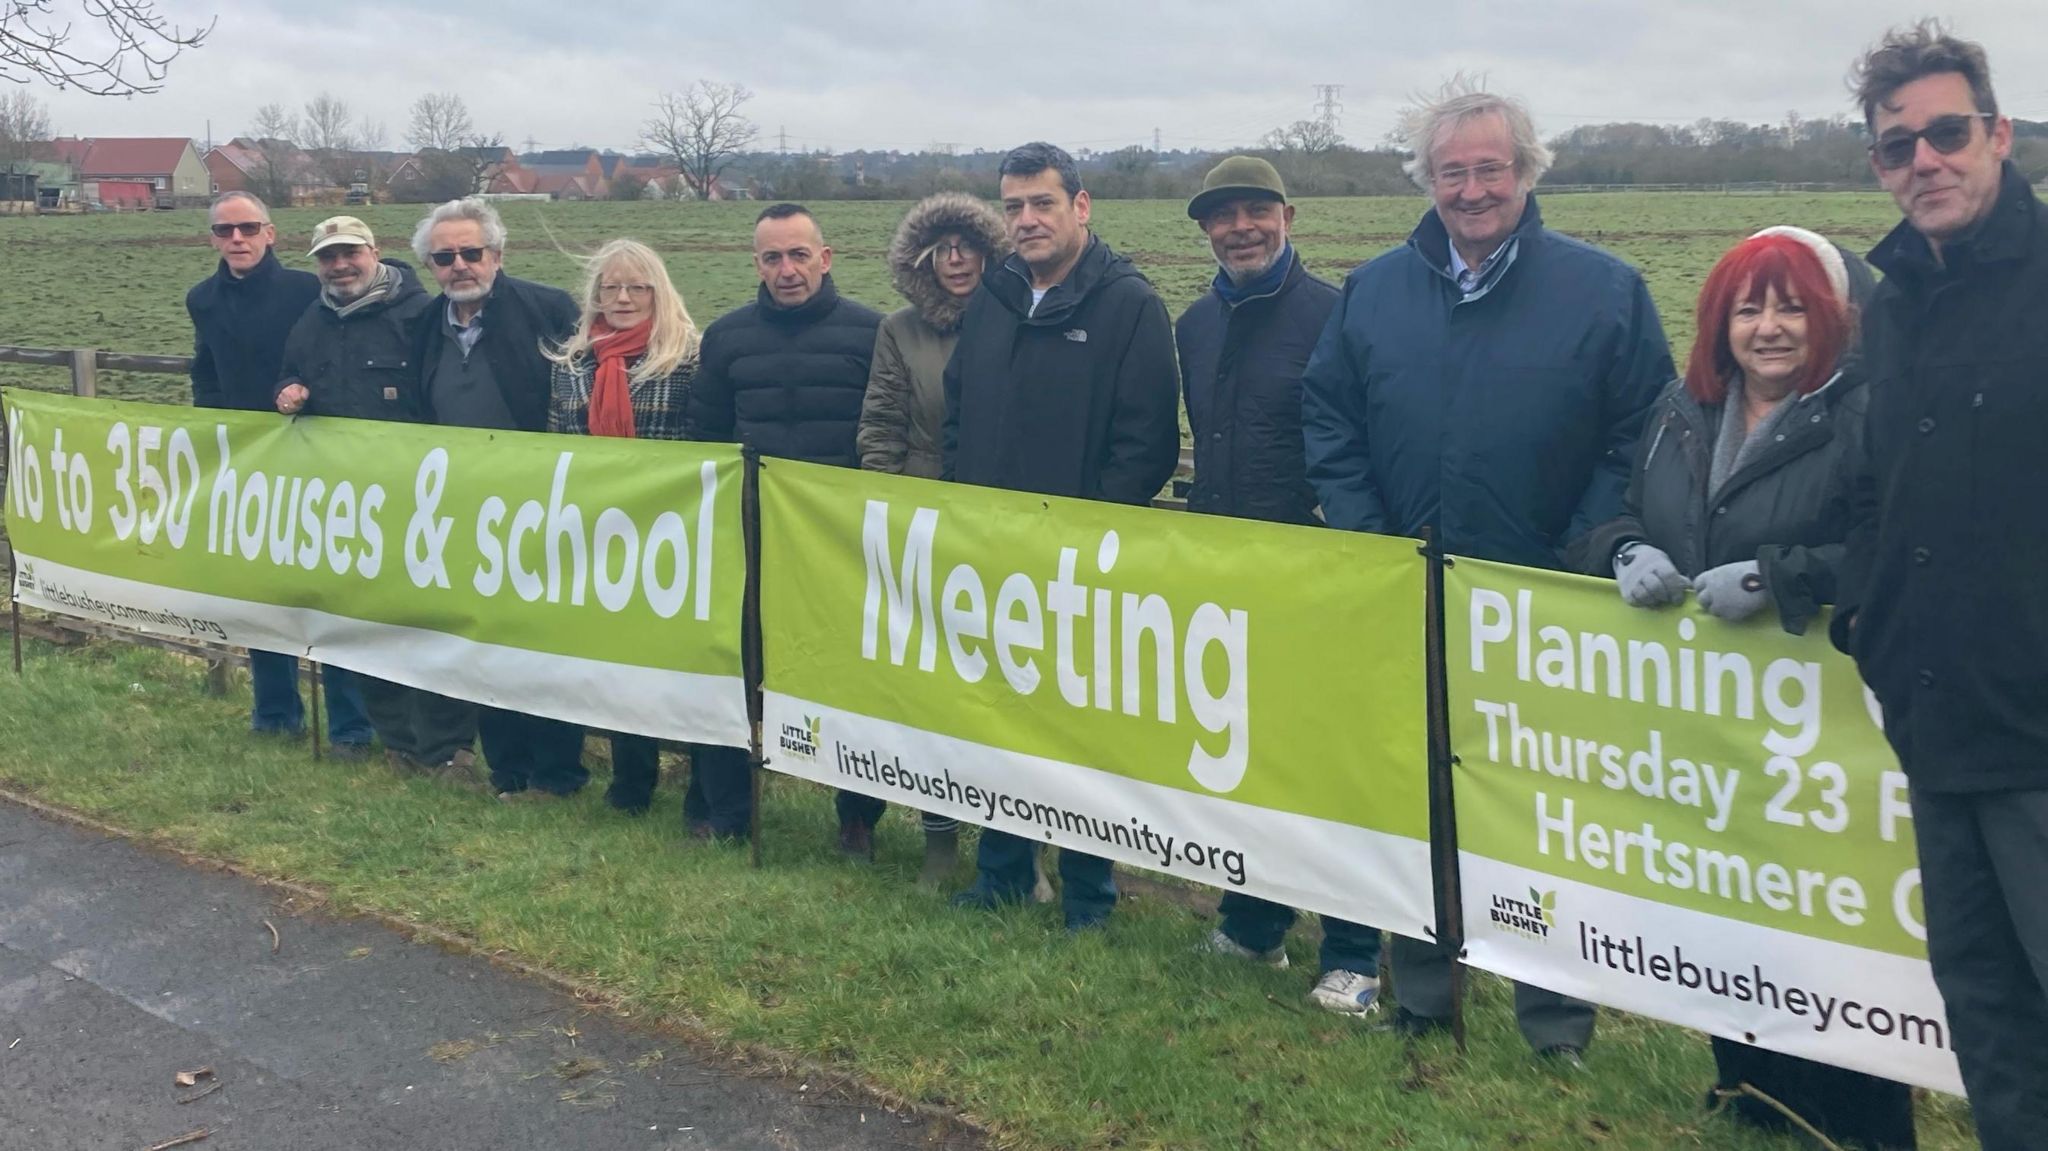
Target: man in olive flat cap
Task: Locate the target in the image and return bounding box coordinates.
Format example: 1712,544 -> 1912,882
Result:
1176,157 -> 1372,1014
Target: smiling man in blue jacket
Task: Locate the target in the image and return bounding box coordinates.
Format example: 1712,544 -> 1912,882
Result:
1300,81 -> 1672,1064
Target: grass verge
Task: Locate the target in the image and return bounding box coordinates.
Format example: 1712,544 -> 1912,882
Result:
0,637 -> 1977,1150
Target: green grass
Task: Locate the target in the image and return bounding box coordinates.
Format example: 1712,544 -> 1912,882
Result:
0,193 -> 1904,408
0,636 -> 1978,1150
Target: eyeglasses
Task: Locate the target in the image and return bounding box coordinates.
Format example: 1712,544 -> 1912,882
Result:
1432,162 -> 1515,190
210,221 -> 266,238
597,283 -> 654,300
1870,113 -> 1995,171
429,246 -> 489,267
920,240 -> 977,264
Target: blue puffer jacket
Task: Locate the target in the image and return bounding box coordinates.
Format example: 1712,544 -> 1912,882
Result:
1300,197 -> 1672,569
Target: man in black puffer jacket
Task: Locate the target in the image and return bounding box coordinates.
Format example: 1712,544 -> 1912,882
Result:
689,202 -> 883,850
943,142 -> 1181,932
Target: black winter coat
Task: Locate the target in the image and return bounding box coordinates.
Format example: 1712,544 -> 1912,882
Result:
276,260 -> 434,423
1176,250 -> 1337,525
687,275 -> 882,466
1571,373 -> 1869,635
1837,163 -> 2048,792
186,250 -> 321,411
942,234 -> 1181,505
413,272 -> 580,433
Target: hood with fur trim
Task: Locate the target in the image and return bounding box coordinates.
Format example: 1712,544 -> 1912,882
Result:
888,192 -> 1009,333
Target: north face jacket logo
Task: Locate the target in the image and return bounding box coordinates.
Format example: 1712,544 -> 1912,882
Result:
1064,329 -> 1088,343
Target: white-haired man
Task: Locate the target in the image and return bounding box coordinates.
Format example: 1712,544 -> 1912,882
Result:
1301,81 -> 1673,1063
409,197 -> 589,802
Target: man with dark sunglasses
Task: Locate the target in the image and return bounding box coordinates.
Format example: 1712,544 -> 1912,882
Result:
1838,23 -> 2048,1149
406,196 -> 588,803
184,192 -> 374,755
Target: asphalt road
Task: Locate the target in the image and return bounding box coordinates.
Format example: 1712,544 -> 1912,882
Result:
0,800 -> 970,1151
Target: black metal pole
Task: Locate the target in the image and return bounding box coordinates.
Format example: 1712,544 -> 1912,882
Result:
742,451 -> 766,869
1420,531 -> 1467,1054
309,660 -> 323,761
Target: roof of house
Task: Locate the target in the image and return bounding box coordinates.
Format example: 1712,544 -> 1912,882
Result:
46,137 -> 195,176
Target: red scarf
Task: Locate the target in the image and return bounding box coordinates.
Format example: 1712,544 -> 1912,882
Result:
587,318 -> 652,438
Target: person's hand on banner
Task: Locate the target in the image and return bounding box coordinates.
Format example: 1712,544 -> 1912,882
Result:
1693,560 -> 1768,621
276,380 -> 309,415
1614,542 -> 1688,608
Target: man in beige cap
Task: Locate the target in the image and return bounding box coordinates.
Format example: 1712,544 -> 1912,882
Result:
1176,158 -> 1372,1013
274,214 -> 479,778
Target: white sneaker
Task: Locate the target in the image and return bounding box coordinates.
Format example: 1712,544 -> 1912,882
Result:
1197,927 -> 1290,969
1308,969 -> 1381,1016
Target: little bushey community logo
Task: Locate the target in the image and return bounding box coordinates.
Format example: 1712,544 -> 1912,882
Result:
779,715 -> 822,762
1491,888 -> 1559,941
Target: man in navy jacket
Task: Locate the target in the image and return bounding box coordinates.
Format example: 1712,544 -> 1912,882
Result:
1302,84 -> 1671,1061
185,192 -> 371,753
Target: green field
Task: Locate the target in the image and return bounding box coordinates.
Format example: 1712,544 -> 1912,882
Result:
0,192 -> 1904,404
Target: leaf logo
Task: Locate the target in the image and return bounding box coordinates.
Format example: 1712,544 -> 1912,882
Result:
1537,889 -> 1557,928
806,715 -> 822,739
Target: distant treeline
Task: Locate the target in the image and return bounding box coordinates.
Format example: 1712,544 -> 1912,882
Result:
732,118 -> 2048,201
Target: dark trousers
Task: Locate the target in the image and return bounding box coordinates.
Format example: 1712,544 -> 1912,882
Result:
248,651 -> 372,745
355,676 -> 477,764
479,708 -> 588,795
1389,932 -> 1596,1052
972,829 -> 1115,926
1217,892 -> 1382,975
606,733 -> 661,808
1911,786 -> 2048,1151
837,789 -> 886,831
682,743 -> 752,838
1710,1037 -> 1915,1148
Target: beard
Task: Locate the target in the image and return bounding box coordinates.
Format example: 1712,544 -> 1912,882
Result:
1221,244 -> 1284,286
443,278 -> 491,303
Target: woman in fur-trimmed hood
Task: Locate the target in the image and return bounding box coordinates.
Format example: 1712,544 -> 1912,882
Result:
855,192 -> 1007,886
856,192 -> 1008,480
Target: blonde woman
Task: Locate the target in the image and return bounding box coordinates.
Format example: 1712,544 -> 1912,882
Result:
546,241 -> 743,831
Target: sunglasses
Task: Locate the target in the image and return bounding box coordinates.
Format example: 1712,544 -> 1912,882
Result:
210,221 -> 266,238
1871,113 -> 1995,171
429,247 -> 489,267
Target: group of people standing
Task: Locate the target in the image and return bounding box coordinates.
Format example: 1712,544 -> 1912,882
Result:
182,18 -> 2043,1148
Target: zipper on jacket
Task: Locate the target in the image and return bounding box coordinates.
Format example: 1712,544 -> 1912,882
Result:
1644,418 -> 1670,470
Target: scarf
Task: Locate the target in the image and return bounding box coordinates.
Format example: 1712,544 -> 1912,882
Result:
587,318 -> 652,438
1707,375 -> 1803,501
322,261 -> 396,319
1212,244 -> 1295,306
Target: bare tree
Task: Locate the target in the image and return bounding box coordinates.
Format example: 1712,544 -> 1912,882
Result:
0,0 -> 212,96
356,118 -> 388,152
0,89 -> 54,176
246,102 -> 302,207
640,81 -> 757,201
1261,119 -> 1344,156
301,92 -> 355,152
406,92 -> 474,153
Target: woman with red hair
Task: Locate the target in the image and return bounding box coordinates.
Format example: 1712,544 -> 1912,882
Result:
1573,227 -> 1915,1147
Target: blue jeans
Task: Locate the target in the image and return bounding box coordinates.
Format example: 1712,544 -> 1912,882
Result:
971,829 -> 1116,928
248,651 -> 372,745
1217,891 -> 1382,975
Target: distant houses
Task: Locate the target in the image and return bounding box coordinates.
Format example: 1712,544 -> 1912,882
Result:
8,134 -> 751,210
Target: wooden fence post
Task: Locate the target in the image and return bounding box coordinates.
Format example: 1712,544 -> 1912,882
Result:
69,349 -> 98,397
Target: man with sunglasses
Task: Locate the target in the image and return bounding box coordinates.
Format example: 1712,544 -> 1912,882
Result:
1301,82 -> 1670,1063
185,192 -> 373,755
1838,24 -> 2048,1148
407,196 -> 588,802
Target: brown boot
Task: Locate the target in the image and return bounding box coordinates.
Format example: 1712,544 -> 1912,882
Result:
918,826 -> 959,888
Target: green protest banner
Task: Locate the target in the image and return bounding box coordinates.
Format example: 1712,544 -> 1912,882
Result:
3,390 -> 747,746
757,458 -> 1434,934
1446,557 -> 1958,1093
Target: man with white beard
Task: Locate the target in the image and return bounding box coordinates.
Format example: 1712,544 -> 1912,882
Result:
409,196 -> 589,802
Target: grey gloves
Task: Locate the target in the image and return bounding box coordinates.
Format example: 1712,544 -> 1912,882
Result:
1614,542 -> 1689,608
1693,560 -> 1769,622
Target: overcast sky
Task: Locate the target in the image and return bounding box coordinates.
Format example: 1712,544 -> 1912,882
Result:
32,1 -> 2048,156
